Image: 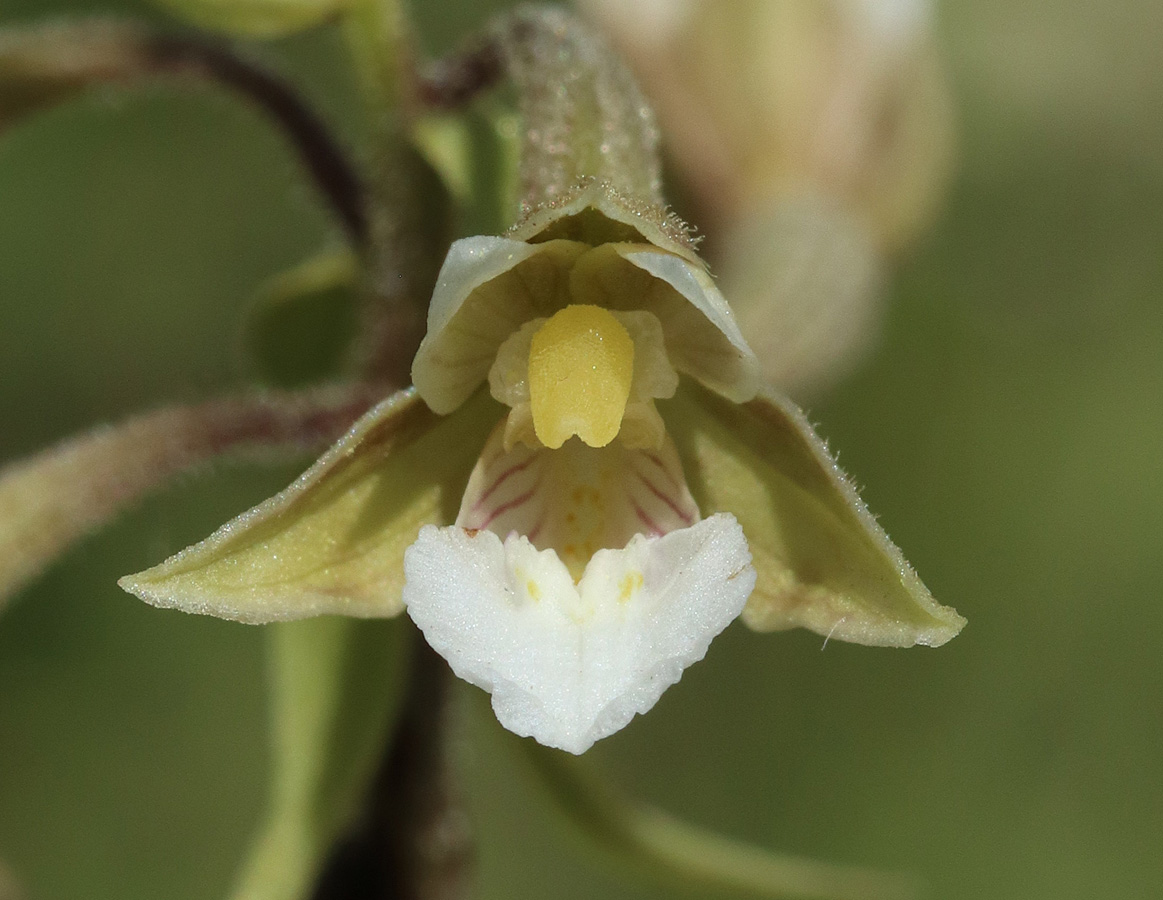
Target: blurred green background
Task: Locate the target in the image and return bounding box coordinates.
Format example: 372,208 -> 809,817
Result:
1,0 -> 1161,898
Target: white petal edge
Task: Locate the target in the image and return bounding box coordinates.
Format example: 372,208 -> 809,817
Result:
412,236 -> 586,414
403,514 -> 755,754
617,248 -> 760,403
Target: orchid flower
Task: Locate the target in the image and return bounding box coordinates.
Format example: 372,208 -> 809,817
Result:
119,178 -> 964,754
0,12 -> 966,900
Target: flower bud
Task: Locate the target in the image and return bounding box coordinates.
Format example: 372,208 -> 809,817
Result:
583,0 -> 954,251
581,0 -> 956,397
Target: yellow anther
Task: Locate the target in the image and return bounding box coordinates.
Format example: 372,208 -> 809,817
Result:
528,305 -> 634,449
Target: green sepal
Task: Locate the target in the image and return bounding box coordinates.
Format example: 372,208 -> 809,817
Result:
119,388 -> 502,623
0,384 -> 381,612
227,616 -> 407,900
244,250 -> 359,388
148,0 -> 343,38
666,383 -> 965,647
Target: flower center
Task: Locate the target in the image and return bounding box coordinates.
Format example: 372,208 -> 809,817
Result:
528,305 -> 635,449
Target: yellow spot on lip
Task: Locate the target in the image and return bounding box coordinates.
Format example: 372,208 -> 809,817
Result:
526,579 -> 541,601
618,571 -> 644,603
528,304 -> 634,449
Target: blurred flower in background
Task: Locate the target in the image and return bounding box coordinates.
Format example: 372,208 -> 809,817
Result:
580,0 -> 956,397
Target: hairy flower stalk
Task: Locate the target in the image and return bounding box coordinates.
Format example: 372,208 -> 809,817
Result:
112,7 -> 962,758
0,383 -> 386,612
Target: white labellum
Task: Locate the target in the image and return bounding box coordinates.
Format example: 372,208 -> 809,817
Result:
403,514 -> 755,753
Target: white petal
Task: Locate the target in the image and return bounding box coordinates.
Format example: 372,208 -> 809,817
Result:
414,234 -> 759,415
487,318 -> 544,408
403,514 -> 755,753
618,248 -> 759,402
569,244 -> 760,403
614,309 -> 679,402
412,237 -> 588,414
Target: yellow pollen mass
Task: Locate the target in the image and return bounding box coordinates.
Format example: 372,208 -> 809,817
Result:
528,305 -> 634,449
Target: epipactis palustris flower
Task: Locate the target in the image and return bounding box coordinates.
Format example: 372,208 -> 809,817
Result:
120,180 -> 963,754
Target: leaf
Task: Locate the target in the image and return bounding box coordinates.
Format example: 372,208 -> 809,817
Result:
524,742 -> 922,900
665,383 -> 965,648
411,107 -> 520,238
227,617 -> 407,900
120,389 -> 502,623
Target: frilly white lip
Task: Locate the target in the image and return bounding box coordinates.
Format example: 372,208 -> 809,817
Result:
402,514 -> 755,754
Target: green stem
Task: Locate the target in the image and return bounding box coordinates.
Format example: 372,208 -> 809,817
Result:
228,617 -> 406,900
336,0 -> 453,386
525,745 -> 923,900
341,0 -> 415,118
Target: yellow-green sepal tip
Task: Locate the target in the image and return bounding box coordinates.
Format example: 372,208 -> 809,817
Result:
119,389 -> 501,624
667,383 -> 965,648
